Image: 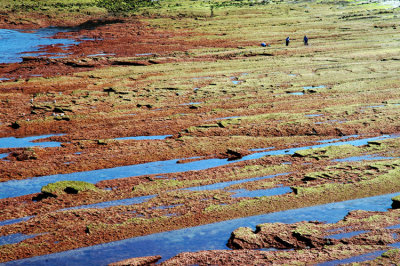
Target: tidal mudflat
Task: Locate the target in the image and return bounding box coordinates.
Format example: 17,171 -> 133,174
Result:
1,0 -> 400,264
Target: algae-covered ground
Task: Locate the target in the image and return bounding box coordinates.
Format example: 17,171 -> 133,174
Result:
1,0 -> 400,264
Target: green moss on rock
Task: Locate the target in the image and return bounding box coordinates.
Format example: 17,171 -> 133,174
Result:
41,181 -> 98,195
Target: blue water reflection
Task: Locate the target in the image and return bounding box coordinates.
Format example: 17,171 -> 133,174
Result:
1,134 -> 399,199
0,233 -> 39,246
0,134 -> 64,148
0,27 -> 78,63
5,192 -> 399,265
114,135 -> 172,141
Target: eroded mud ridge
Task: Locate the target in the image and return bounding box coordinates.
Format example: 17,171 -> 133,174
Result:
1,0 -> 400,264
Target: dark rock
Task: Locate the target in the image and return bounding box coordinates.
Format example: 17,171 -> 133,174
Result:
111,60 -> 149,66
392,196 -> 400,209
302,175 -> 318,182
136,104 -> 153,108
32,192 -> 57,201
21,56 -> 39,62
368,141 -> 382,146
189,105 -> 200,109
104,87 -> 117,93
10,121 -> 20,129
12,149 -> 37,161
224,149 -> 250,161
64,187 -> 79,194
53,107 -> 64,113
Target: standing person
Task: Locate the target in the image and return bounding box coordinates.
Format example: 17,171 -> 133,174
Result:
304,35 -> 308,45
286,36 -> 290,46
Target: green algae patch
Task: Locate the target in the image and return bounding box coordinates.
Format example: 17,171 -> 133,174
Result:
293,163 -> 400,198
293,145 -> 360,160
41,181 -> 98,195
381,249 -> 400,258
292,224 -> 320,237
231,227 -> 258,240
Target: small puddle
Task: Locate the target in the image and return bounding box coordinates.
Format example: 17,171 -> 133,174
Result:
288,92 -> 304,95
0,216 -> 33,227
305,114 -> 323,117
230,185 -> 291,198
316,250 -> 386,266
179,102 -> 203,106
364,105 -> 386,109
0,153 -> 9,160
6,192 -> 399,265
303,85 -> 326,90
0,233 -> 40,246
1,134 -> 399,199
315,120 -> 347,125
87,53 -> 115,57
215,116 -> 242,120
0,28 -> 79,63
326,230 -> 369,240
0,134 -> 65,148
114,135 -> 172,141
135,53 -> 153,56
60,195 -> 156,211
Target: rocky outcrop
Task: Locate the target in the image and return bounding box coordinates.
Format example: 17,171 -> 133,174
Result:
227,221 -> 334,250
392,196 -> 400,209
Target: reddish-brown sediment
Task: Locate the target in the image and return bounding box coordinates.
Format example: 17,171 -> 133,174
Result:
1,4 -> 400,264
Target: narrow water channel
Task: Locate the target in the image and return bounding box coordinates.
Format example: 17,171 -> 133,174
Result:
0,134 -> 398,199
0,134 -> 64,148
5,192 -> 399,266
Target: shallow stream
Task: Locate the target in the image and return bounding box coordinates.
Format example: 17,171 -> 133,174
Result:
5,192 -> 399,265
1,134 -> 398,199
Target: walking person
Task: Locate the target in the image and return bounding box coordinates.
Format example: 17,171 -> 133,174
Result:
304,35 -> 308,45
285,36 -> 290,46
